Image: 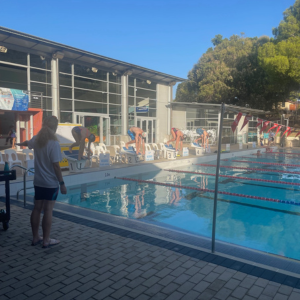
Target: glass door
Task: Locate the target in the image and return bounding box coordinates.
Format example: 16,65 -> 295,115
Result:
136,117 -> 155,144
75,113 -> 110,145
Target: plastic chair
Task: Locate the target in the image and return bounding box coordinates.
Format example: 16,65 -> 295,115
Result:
0,151 -> 5,170
111,145 -> 121,163
22,149 -> 34,174
4,149 -> 23,171
99,143 -> 110,154
151,143 -> 161,159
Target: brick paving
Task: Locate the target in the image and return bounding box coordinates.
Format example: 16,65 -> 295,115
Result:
1,202 -> 300,300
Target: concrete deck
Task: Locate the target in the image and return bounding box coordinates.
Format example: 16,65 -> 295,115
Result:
1,199 -> 300,300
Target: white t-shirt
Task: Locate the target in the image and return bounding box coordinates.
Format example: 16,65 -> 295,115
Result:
28,136 -> 62,188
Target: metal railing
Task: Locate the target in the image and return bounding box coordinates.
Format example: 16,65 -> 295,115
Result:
10,165 -> 35,207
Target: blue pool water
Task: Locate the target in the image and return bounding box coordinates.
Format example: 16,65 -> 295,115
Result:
57,150 -> 300,261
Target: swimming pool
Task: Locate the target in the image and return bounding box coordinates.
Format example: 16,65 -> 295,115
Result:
57,149 -> 300,261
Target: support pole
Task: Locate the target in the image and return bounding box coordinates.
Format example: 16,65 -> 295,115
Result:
211,102 -> 225,253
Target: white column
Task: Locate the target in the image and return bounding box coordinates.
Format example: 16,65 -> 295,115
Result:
30,115 -> 33,138
121,75 -> 128,135
16,114 -> 20,151
51,58 -> 59,118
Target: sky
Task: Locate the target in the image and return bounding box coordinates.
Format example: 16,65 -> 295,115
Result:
0,0 -> 296,95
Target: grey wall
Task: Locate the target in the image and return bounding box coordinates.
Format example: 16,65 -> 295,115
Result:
171,106 -> 186,130
156,84 -> 170,143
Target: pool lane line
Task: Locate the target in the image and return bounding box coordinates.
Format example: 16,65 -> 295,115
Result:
194,164 -> 300,175
265,152 -> 300,156
165,169 -> 300,186
230,160 -> 300,168
116,177 -> 300,207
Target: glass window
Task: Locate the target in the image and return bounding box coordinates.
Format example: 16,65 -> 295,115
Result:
59,61 -> 72,74
128,87 -> 135,96
110,125 -> 121,135
31,82 -> 52,97
75,89 -> 107,102
30,54 -> 51,70
59,74 -> 72,86
109,83 -> 121,94
136,88 -> 156,99
30,69 -> 51,83
109,104 -> 121,115
74,77 -> 107,92
149,109 -> 156,117
74,64 -> 107,80
109,94 -> 121,105
42,98 -> 53,110
128,76 -> 135,86
75,101 -> 107,114
186,108 -> 204,119
110,115 -> 121,126
60,112 -> 73,123
60,87 -> 72,99
128,96 -> 135,106
109,73 -> 121,83
0,63 -> 27,89
136,78 -> 156,90
0,49 -> 27,65
43,111 -> 53,120
136,97 -> 149,107
128,106 -> 135,116
60,99 -> 72,111
149,100 -> 156,109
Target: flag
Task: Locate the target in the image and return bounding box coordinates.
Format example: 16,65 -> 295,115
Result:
267,123 -> 278,133
261,121 -> 270,132
240,115 -> 252,131
287,129 -> 293,137
256,118 -> 263,127
275,125 -> 282,135
281,127 -> 291,138
296,131 -> 300,137
231,112 -> 243,133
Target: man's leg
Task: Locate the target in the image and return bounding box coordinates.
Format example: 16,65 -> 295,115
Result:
69,130 -> 80,153
42,200 -> 57,246
31,200 -> 44,244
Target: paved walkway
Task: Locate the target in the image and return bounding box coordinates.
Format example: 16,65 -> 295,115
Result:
1,202 -> 300,300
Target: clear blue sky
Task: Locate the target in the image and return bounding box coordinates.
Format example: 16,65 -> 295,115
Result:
0,0 -> 296,95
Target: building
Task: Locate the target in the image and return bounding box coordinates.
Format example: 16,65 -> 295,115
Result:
0,26 -> 185,147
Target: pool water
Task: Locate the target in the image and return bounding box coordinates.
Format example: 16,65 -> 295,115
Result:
57,149 -> 300,261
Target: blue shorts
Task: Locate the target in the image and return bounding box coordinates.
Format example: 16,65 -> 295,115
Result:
196,128 -> 204,135
128,130 -> 135,141
34,186 -> 59,201
73,126 -> 81,136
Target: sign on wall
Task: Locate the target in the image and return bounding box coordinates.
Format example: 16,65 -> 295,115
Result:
136,106 -> 149,113
0,87 -> 29,111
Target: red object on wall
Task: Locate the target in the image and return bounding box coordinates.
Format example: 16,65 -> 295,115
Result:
29,108 -> 43,136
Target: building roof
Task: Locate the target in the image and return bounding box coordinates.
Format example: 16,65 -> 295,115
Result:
0,26 -> 186,85
170,102 -> 270,115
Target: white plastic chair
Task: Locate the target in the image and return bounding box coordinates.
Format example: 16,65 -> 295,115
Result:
4,149 -> 23,170
22,149 -> 34,174
112,145 -> 121,163
0,151 -> 5,170
99,143 -> 110,154
151,143 -> 161,159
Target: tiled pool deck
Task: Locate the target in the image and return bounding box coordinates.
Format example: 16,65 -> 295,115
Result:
1,199 -> 300,300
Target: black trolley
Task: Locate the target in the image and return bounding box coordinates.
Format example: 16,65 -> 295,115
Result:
0,170 -> 16,230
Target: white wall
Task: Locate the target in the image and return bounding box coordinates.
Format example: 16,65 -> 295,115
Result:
171,106 -> 186,130
156,84 -> 170,143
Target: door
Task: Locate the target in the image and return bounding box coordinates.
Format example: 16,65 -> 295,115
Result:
75,113 -> 110,145
136,117 -> 155,143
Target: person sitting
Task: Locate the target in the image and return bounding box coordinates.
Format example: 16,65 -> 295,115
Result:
69,126 -> 95,160
125,127 -> 146,155
167,128 -> 186,152
195,128 -> 210,149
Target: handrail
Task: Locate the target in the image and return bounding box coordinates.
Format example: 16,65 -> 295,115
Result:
10,165 -> 35,207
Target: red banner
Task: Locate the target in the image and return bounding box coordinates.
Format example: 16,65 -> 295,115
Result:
267,123 -> 278,133
240,115 -> 252,131
256,118 -> 263,127
261,121 -> 270,132
281,127 -> 291,138
231,112 -> 243,133
296,131 -> 300,137
287,129 -> 293,137
276,125 -> 282,135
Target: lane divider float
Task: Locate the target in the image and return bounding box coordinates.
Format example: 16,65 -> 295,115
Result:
194,164 -> 300,174
116,177 -> 299,206
165,169 -> 300,186
230,160 -> 300,168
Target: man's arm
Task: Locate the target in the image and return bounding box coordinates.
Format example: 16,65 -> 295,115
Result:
16,141 -> 29,147
53,162 -> 67,194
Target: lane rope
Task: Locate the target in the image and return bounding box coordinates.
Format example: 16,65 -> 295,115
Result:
230,160 -> 300,168
165,169 -> 300,186
116,177 -> 299,206
194,164 -> 300,174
